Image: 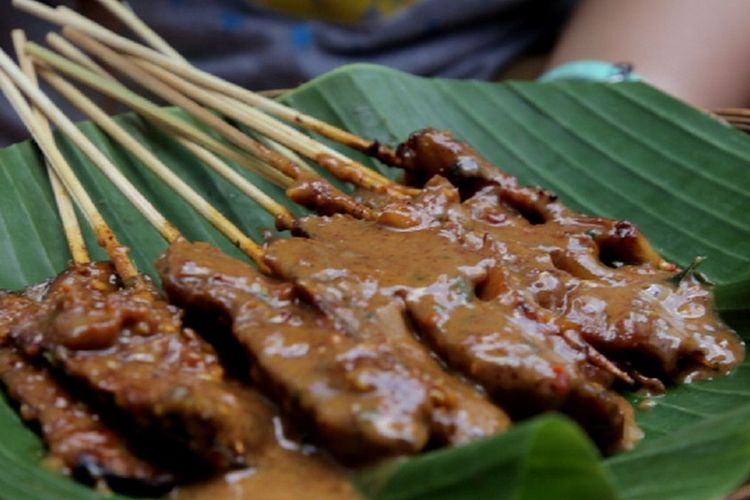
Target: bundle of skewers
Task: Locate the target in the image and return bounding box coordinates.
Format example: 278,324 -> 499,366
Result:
0,0 -> 744,496
713,108 -> 750,133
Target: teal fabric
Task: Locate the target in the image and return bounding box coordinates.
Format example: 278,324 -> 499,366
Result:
540,60 -> 640,83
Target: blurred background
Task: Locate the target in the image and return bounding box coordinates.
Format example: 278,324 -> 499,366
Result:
2,0 -> 750,146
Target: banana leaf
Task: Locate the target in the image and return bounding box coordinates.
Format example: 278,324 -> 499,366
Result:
0,64 -> 748,500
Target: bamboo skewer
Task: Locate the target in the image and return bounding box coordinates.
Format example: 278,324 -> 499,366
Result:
255,135 -> 314,175
39,43 -> 372,226
40,68 -> 276,266
175,137 -> 296,230
132,56 -> 413,195
92,0 -> 186,62
13,0 -> 399,164
12,31 -> 45,134
0,48 -> 180,245
63,28 -> 303,182
7,41 -> 274,273
57,5 -> 398,163
7,50 -> 274,272
40,32 -> 298,229
11,30 -> 89,264
0,66 -> 137,280
28,72 -> 276,272
22,45 -> 367,250
28,74 -> 361,273
45,31 -> 116,81
40,35 -> 378,223
16,0 -> 413,213
25,42 -> 293,188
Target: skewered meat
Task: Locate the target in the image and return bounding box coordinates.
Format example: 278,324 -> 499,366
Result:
0,287 -> 172,493
159,239 -> 433,461
0,121 -> 742,495
266,197 -> 637,450
158,239 -> 510,462
9,262 -> 272,471
396,129 -> 744,382
269,130 -> 742,450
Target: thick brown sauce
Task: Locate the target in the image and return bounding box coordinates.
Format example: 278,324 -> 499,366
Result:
0,262 -> 359,497
265,130 -> 744,452
9,263 -> 272,472
393,129 -> 743,383
0,285 -> 173,492
172,426 -> 358,500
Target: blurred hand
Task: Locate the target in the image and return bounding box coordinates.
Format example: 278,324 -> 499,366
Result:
549,0 -> 750,108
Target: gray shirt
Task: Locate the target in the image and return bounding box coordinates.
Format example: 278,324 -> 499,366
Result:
0,0 -> 574,145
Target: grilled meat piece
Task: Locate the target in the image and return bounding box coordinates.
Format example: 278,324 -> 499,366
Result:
267,201 -> 638,450
0,288 -> 172,493
395,128 -> 744,383
10,262 -> 271,471
264,235 -> 510,446
158,239 -> 444,462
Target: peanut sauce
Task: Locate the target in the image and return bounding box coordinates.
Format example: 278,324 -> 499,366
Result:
172,432 -> 357,500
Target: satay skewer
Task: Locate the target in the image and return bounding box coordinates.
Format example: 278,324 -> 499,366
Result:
0,54 -> 179,492
10,29 -> 89,264
20,25 -> 644,448
0,62 -> 137,281
13,0 -> 400,164
2,50 -> 624,460
58,47 -> 630,390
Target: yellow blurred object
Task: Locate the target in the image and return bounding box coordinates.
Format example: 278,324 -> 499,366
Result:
249,0 -> 418,23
